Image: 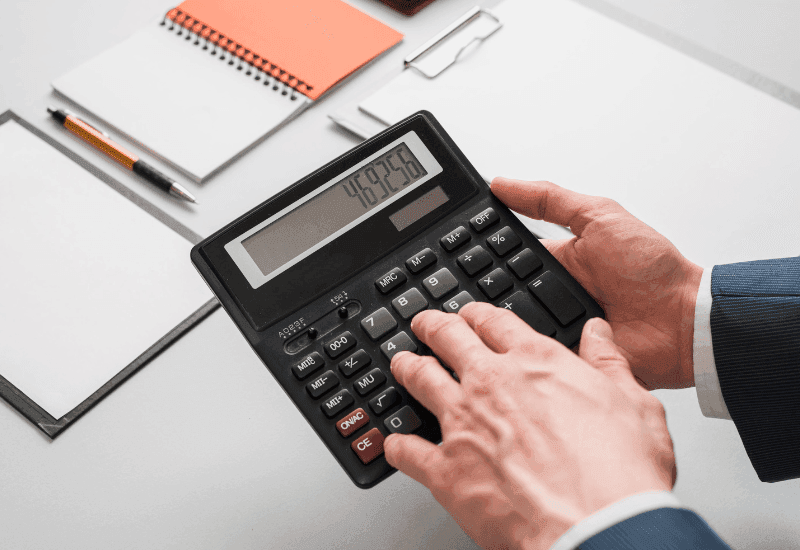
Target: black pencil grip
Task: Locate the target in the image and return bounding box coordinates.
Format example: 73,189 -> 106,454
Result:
132,160 -> 173,192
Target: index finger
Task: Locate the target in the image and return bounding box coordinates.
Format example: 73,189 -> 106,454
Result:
410,309 -> 494,377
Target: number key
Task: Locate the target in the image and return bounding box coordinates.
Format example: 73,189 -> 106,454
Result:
421,268 -> 459,300
381,331 -> 417,361
361,307 -> 397,341
442,290 -> 475,314
392,288 -> 428,320
324,331 -> 357,359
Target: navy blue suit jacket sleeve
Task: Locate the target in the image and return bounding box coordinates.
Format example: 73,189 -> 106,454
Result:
579,508 -> 731,549
711,257 -> 800,482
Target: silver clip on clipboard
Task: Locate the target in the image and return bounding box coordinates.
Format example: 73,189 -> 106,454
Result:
328,7 -> 503,138
404,7 -> 503,79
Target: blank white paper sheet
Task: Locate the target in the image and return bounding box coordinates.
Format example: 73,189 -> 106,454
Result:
0,120 -> 211,420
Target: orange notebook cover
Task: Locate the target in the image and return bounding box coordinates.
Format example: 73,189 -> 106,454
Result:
167,0 -> 403,101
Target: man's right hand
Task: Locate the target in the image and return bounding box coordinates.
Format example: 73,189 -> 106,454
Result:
491,177 -> 703,389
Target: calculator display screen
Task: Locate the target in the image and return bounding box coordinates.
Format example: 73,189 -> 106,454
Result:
227,132 -> 445,289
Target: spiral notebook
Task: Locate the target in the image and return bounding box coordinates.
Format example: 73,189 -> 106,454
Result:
52,0 -> 403,183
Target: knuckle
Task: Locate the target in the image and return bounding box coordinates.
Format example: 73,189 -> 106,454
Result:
594,196 -> 622,212
421,311 -> 465,340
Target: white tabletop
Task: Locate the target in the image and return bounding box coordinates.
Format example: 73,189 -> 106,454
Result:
2,1 -> 800,548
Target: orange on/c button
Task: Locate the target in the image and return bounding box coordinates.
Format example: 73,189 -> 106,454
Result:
351,428 -> 385,465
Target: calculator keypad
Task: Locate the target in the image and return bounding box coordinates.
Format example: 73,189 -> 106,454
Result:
360,307 -> 398,341
457,245 -> 493,276
497,292 -> 557,337
286,201 -> 595,487
307,370 -> 339,398
528,271 -> 586,326
421,268 -> 459,300
442,290 -> 476,313
337,408 -> 370,437
392,288 -> 429,319
352,428 -> 385,465
354,368 -> 387,396
338,349 -> 371,377
487,226 -> 522,257
405,248 -> 437,274
321,389 -> 354,418
469,207 -> 500,232
375,267 -> 407,294
384,406 -> 422,435
324,331 -> 357,359
380,331 -> 417,360
369,387 -> 399,415
508,248 -> 543,279
440,225 -> 471,251
478,268 -> 514,300
292,351 -> 325,380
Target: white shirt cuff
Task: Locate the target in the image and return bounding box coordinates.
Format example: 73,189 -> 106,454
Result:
549,491 -> 683,550
693,267 -> 732,420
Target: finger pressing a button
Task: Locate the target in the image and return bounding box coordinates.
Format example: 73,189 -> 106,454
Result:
459,301 -> 551,354
391,351 -> 462,420
409,309 -> 494,378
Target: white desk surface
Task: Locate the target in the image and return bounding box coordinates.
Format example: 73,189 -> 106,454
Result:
2,0 -> 800,548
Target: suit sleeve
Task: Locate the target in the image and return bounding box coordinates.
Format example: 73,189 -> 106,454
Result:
710,257 -> 800,482
577,508 -> 731,550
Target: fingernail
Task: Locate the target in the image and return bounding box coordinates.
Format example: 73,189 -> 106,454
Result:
589,318 -> 611,338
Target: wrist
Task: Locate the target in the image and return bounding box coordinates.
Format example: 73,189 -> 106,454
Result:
678,260 -> 703,388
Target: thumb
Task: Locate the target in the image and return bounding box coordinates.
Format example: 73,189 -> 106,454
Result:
490,177 -> 619,238
579,318 -> 638,388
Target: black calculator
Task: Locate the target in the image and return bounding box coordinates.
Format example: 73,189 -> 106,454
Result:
191,111 -> 604,488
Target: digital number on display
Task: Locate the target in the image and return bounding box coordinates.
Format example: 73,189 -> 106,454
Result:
340,144 -> 427,210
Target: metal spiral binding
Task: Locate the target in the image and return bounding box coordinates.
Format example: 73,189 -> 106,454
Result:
160,8 -> 312,100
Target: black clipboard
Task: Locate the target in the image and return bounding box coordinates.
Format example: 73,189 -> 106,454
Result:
0,111 -> 219,439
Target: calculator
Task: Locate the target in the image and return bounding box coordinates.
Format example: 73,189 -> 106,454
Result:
190,111 -> 604,488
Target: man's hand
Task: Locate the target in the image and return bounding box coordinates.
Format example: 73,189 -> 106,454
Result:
386,305 -> 676,550
491,177 -> 703,389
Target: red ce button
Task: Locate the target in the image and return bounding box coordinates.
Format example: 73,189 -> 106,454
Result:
351,428 -> 385,465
